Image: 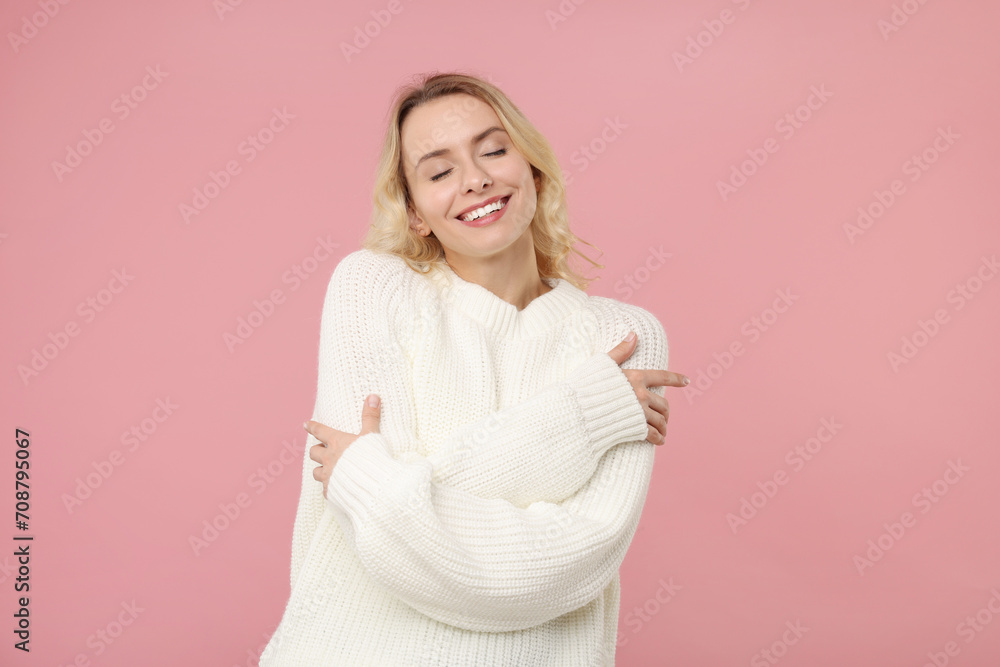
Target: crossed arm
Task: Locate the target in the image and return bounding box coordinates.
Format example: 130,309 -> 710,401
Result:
289,251 -> 669,631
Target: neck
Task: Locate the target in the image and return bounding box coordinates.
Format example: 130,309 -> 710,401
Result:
443,230 -> 552,311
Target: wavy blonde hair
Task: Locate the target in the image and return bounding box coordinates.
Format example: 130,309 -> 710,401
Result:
361,70 -> 604,291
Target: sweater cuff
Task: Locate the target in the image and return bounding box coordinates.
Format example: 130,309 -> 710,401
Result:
326,432 -> 401,522
562,352 -> 651,456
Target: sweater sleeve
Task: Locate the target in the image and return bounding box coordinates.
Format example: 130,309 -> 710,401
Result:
289,250 -> 651,589
317,253 -> 670,631
424,347 -> 651,507
328,422 -> 660,632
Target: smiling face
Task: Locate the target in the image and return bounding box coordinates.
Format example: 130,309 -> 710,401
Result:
401,93 -> 541,269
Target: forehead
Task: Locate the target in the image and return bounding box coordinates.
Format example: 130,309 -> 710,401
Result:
401,94 -> 504,167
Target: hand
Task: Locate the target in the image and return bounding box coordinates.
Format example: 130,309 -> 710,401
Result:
607,331 -> 689,446
307,394 -> 382,498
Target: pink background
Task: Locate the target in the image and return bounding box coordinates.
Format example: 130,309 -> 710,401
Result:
2,0 -> 999,665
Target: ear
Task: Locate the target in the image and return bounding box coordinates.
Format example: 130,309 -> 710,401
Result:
408,208 -> 426,236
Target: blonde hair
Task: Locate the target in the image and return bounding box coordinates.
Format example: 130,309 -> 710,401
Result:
362,70 -> 604,290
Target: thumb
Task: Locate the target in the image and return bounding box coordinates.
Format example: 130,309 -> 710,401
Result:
607,331 -> 637,365
360,394 -> 381,434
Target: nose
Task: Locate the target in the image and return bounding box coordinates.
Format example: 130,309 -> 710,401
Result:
462,160 -> 491,193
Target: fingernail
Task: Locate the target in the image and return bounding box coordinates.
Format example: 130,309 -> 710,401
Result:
625,331 -> 636,343
367,394 -> 380,408
303,421 -> 310,431
683,376 -> 690,385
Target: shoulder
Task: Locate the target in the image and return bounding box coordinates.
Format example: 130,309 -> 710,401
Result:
326,248 -> 424,300
322,249 -> 427,327
330,248 -> 413,285
582,294 -> 670,370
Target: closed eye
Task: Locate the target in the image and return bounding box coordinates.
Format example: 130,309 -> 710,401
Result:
430,148 -> 508,182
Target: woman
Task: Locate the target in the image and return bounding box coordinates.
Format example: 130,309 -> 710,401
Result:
259,72 -> 689,666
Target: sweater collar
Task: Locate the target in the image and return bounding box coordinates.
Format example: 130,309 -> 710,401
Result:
428,262 -> 588,338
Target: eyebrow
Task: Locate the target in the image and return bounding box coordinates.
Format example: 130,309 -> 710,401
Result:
413,126 -> 507,169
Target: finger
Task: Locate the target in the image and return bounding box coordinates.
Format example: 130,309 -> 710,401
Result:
360,394 -> 381,434
643,404 -> 667,443
606,331 -> 637,365
305,420 -> 338,445
643,370 -> 691,388
312,466 -> 323,482
646,392 -> 670,424
308,443 -> 329,464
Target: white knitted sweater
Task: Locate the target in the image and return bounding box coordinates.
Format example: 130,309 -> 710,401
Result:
259,248 -> 669,666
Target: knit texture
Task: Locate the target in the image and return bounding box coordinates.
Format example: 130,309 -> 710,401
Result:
259,248 -> 669,666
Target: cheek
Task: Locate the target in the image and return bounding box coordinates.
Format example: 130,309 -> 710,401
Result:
432,191 -> 455,219
417,191 -> 457,223
412,188 -> 444,217
513,161 -> 536,191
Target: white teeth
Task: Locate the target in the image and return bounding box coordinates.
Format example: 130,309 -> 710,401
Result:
461,197 -> 507,222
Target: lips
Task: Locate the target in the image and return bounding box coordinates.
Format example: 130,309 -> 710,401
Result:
455,194 -> 511,220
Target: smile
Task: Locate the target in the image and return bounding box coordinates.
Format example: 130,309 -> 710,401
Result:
457,195 -> 511,227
